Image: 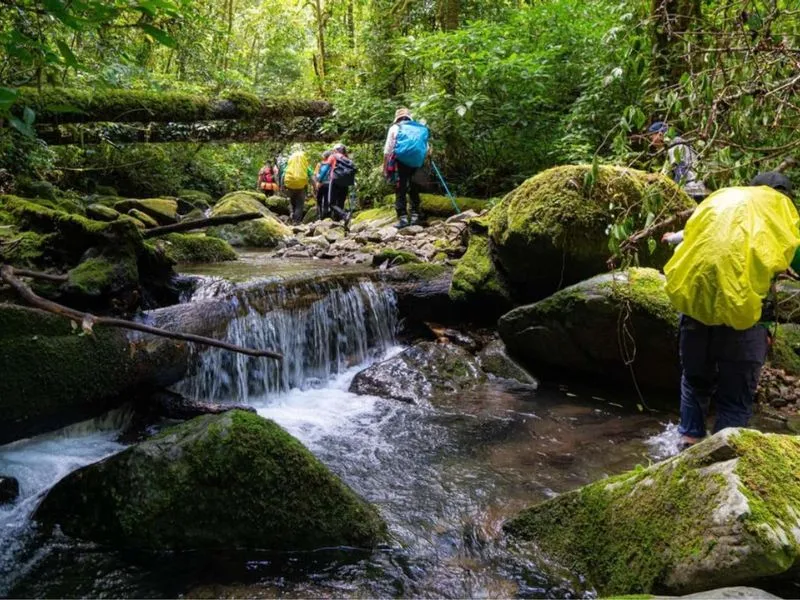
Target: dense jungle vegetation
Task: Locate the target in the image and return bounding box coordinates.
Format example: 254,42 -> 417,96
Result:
1,0 -> 798,204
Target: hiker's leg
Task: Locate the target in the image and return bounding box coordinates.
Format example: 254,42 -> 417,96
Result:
289,189 -> 305,224
395,163 -> 412,219
330,186 -> 347,221
712,325 -> 768,433
678,315 -> 715,441
316,184 -> 329,219
408,168 -> 422,219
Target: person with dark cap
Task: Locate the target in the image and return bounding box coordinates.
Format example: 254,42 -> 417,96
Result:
384,107 -> 430,228
647,121 -> 708,201
662,172 -> 800,449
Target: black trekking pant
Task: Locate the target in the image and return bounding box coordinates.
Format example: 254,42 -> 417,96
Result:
678,315 -> 769,439
316,184 -> 330,219
287,188 -> 306,224
329,184 -> 348,221
395,161 -> 421,219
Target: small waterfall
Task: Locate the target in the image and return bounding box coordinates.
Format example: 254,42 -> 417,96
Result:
176,278 -> 398,402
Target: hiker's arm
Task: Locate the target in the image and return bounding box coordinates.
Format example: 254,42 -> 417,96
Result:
661,230 -> 684,245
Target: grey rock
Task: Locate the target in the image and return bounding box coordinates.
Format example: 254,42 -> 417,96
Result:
478,339 -> 538,386
349,341 -> 485,404
446,209 -> 478,224
399,225 -> 424,236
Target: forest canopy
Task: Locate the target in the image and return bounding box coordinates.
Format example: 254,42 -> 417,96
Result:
1,0 -> 798,201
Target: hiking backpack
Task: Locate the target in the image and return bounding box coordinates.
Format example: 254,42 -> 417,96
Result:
394,120 -> 429,169
332,155 -> 357,188
284,152 -> 309,189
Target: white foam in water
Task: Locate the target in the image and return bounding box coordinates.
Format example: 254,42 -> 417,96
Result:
645,421 -> 683,460
0,413 -> 127,594
254,345 -> 405,449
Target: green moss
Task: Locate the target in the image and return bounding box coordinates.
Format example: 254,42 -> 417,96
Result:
96,185 -> 118,197
262,195 -> 291,216
488,165 -> 694,301
391,262 -> 448,280
35,410 -> 387,551
373,248 -> 421,266
777,280 -> 800,324
114,198 -> 178,225
127,208 -> 159,228
66,255 -> 139,297
178,189 -> 214,206
602,268 -> 679,326
86,203 -> 121,222
450,232 -> 511,307
728,430 -> 800,568
381,193 -> 489,217
160,233 -> 237,263
208,191 -> 289,247
769,324 -> 800,375
353,205 -> 395,225
0,230 -> 52,267
505,452 -> 725,594
0,304 -> 135,442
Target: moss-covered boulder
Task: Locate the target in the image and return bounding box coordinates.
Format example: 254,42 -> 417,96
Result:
381,193 -> 489,218
0,304 -> 188,444
86,203 -> 121,222
352,205 -> 396,230
449,218 -> 513,317
207,191 -> 290,248
177,189 -> 214,212
454,165 -> 694,307
64,253 -> 139,298
777,280 -> 800,324
499,268 -> 679,394
159,233 -> 237,263
349,341 -> 485,404
504,428 -> 800,596
262,195 -> 291,216
477,339 -> 537,386
34,410 -> 387,551
127,208 -> 159,228
770,323 -> 800,376
114,198 -> 179,225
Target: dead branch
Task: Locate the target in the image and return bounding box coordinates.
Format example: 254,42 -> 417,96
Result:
11,267 -> 68,283
0,264 -> 282,360
620,208 -> 696,254
143,212 -> 263,238
776,157 -> 798,173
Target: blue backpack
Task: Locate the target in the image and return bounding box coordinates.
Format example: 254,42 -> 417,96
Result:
394,120 -> 429,168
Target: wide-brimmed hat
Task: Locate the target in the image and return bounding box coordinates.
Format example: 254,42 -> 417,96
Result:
394,107 -> 412,123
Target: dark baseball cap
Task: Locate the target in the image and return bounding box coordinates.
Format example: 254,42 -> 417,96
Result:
749,171 -> 793,196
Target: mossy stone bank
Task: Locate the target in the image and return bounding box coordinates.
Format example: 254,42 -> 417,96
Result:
0,305 -> 188,443
207,191 -> 290,247
451,165 -> 694,308
504,428 -> 800,596
34,410 -> 387,552
499,268 -> 680,395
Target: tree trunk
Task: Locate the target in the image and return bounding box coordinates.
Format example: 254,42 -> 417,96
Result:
651,0 -> 702,84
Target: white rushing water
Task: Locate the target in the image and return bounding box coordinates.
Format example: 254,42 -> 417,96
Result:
0,410 -> 129,594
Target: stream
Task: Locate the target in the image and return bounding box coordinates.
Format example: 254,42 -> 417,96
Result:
0,255 -> 682,598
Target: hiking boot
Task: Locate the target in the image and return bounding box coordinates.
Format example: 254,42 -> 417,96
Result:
410,213 -> 420,225
343,210 -> 353,230
394,216 -> 409,229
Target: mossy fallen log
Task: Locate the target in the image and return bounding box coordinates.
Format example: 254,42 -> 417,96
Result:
13,88 -> 332,125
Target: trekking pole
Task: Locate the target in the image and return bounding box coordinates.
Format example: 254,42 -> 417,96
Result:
431,160 -> 460,214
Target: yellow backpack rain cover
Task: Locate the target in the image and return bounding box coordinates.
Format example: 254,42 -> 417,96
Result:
284,151 -> 309,189
664,186 -> 800,330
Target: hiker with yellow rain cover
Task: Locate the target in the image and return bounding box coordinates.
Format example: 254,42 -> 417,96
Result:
663,172 -> 800,448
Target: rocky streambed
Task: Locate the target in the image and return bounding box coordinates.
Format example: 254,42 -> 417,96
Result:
2,165 -> 800,598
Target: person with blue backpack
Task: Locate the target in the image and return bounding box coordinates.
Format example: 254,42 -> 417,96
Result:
383,107 -> 429,229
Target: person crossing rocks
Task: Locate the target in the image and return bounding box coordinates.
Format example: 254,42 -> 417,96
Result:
383,107 -> 429,229
283,144 -> 313,224
662,171 -> 800,449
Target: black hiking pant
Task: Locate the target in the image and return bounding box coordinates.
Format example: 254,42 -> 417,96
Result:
329,184 -> 348,221
395,161 -> 421,219
316,184 -> 330,219
287,187 -> 306,224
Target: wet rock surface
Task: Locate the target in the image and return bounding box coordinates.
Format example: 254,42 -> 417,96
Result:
349,341 -> 486,404
505,428 -> 800,596
477,339 -> 537,386
34,410 -> 387,552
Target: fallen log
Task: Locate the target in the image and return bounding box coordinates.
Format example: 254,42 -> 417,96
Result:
0,264 -> 282,360
143,212 -> 262,238
619,208 -> 696,255
10,267 -> 68,283
13,88 -> 332,125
